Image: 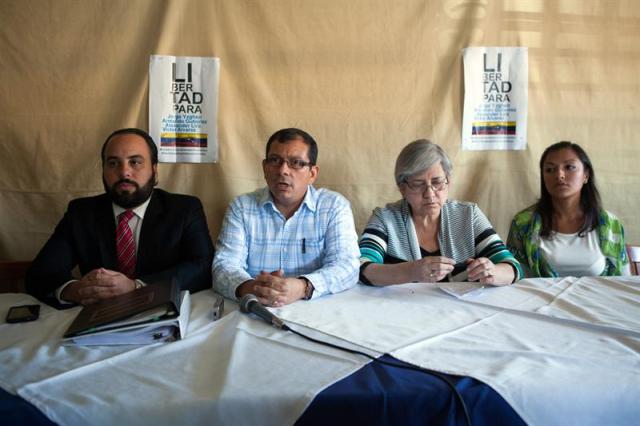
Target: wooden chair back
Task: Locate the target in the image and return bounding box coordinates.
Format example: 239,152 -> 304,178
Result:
627,245 -> 640,275
0,261 -> 31,293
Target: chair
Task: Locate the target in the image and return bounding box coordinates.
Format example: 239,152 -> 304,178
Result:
626,245 -> 640,275
0,261 -> 31,293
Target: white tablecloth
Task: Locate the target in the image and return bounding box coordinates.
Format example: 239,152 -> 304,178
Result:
0,291 -> 368,426
274,276 -> 640,426
3,277 -> 639,425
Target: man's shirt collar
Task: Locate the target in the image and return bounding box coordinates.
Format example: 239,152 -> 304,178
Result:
112,192 -> 153,220
259,185 -> 318,215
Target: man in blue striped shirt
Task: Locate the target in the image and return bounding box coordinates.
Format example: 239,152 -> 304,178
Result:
213,128 -> 360,306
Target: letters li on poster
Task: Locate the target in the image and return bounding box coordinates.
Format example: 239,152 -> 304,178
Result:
149,55 -> 220,163
462,47 -> 528,151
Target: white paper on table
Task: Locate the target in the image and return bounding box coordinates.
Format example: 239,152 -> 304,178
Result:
436,281 -> 487,298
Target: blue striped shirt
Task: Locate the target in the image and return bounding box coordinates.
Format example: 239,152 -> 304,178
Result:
213,186 -> 360,300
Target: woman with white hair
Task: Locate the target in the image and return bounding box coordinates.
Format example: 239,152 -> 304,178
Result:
359,139 -> 522,286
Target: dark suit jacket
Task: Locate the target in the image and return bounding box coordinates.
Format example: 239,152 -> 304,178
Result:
26,189 -> 214,308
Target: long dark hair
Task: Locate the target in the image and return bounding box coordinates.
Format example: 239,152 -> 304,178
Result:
536,141 -> 601,237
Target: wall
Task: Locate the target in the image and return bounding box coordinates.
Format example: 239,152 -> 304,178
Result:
1,0 -> 639,260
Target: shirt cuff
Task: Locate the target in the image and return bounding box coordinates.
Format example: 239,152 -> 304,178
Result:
55,280 -> 78,305
213,270 -> 253,300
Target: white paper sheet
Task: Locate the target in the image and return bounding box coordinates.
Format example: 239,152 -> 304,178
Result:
437,281 -> 487,298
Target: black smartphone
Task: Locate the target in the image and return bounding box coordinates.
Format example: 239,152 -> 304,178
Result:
6,304 -> 40,323
452,262 -> 468,274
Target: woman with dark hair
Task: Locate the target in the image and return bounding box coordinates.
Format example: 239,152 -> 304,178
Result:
359,139 -> 522,286
507,141 -> 629,277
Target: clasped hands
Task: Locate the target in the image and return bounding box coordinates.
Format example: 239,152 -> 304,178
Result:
413,256 -> 497,284
237,269 -> 306,307
61,268 -> 136,305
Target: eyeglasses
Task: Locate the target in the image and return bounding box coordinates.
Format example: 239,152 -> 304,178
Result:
264,156 -> 313,170
404,177 -> 448,193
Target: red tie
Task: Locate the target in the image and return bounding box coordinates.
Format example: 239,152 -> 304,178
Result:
116,210 -> 136,278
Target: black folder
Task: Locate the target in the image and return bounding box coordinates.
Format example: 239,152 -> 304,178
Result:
63,280 -> 187,345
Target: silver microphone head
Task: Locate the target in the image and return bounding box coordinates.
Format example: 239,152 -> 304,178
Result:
239,294 -> 258,313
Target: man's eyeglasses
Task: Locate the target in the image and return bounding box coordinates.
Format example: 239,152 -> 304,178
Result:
404,177 -> 448,193
264,156 -> 313,170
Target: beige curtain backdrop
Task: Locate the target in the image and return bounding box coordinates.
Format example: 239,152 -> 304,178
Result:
1,0 -> 638,261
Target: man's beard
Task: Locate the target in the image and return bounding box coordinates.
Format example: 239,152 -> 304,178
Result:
104,173 -> 156,209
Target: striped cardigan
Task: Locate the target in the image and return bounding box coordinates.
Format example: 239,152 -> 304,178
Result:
359,199 -> 523,282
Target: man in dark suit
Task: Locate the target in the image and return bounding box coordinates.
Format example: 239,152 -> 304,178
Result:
26,128 -> 214,308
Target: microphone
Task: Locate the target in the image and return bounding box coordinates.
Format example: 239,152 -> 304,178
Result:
239,294 -> 290,331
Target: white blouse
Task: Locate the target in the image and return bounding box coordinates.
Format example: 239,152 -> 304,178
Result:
540,229 -> 606,277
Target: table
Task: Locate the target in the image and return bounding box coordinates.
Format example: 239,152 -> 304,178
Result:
1,276 -> 638,425
0,291 -> 521,425
0,355 -> 522,426
276,276 -> 640,425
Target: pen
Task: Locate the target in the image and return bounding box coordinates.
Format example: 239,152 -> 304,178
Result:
302,238 -> 306,254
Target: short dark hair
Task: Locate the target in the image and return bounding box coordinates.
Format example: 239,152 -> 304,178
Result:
536,141 -> 601,237
265,128 -> 318,165
101,128 -> 158,165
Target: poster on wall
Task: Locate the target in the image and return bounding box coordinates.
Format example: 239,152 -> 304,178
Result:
462,47 -> 528,151
149,55 -> 220,163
